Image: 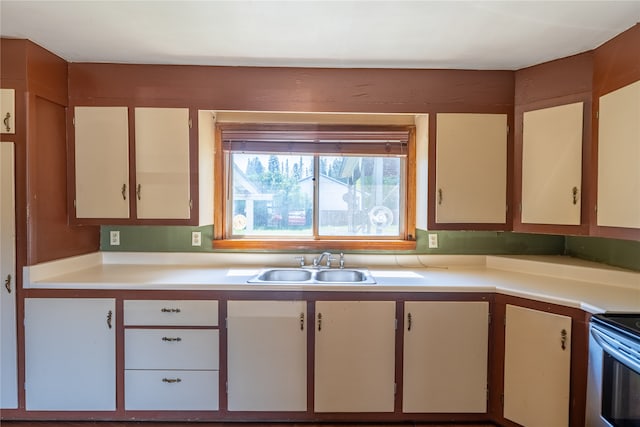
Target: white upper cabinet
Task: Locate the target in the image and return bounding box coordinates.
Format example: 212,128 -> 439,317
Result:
435,113 -> 508,224
73,106 -> 193,222
597,79 -> 640,229
1,89 -> 15,134
521,102 -> 583,225
74,106 -> 130,219
134,107 -> 191,219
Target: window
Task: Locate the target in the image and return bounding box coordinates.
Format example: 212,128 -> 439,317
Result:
214,124 -> 416,250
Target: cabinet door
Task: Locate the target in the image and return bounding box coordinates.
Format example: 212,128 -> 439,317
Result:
504,305 -> 571,427
227,300 -> 307,411
522,102 -> 583,225
597,79 -> 640,229
135,107 -> 191,219
314,300 -> 396,412
436,113 -> 507,223
25,298 -> 116,410
74,106 -> 130,218
1,89 -> 15,134
0,142 -> 17,408
403,301 -> 488,413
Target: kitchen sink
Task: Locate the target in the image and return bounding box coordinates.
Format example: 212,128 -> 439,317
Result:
254,268 -> 313,282
315,269 -> 367,283
248,268 -> 375,284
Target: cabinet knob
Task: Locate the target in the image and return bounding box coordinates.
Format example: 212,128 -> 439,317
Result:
4,274 -> 11,294
3,112 -> 10,132
560,329 -> 568,350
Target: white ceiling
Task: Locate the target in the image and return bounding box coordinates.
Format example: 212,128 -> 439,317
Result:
1,0 -> 640,70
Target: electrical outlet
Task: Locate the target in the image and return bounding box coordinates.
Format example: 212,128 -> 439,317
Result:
192,231 -> 202,246
428,233 -> 438,249
110,230 -> 120,246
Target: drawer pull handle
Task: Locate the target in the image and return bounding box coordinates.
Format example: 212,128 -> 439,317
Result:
161,308 -> 181,313
162,337 -> 182,342
4,112 -> 11,132
162,377 -> 182,384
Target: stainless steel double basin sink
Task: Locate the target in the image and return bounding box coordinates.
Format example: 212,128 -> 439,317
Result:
248,268 -> 376,284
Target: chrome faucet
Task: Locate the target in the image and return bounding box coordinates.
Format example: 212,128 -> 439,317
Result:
313,251 -> 334,268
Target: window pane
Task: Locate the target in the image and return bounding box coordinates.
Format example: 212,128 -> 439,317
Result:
318,156 -> 402,236
230,153 -> 314,237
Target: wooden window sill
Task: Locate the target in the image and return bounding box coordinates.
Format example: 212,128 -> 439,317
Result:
213,239 -> 417,251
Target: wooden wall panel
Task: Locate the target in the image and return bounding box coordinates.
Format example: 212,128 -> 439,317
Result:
69,64 -> 514,113
27,95 -> 99,264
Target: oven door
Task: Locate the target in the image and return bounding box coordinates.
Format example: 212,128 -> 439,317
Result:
588,324 -> 640,427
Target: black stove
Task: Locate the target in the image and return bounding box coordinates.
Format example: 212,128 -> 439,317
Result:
592,313 -> 640,340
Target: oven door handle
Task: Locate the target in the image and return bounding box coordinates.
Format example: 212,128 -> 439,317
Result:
591,327 -> 640,373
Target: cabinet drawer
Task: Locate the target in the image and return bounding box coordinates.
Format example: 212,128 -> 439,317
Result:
125,370 -> 219,411
125,329 -> 218,370
124,300 -> 218,326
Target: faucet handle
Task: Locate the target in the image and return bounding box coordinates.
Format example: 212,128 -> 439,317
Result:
339,253 -> 345,269
294,256 -> 305,267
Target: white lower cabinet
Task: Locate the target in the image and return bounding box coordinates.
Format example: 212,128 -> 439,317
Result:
227,300 -> 307,411
125,370 -> 219,411
503,304 -> 572,427
402,301 -> 489,413
124,300 -> 220,411
24,298 -> 116,411
314,300 -> 396,413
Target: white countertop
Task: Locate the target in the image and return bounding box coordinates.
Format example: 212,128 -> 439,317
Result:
23,252 -> 640,314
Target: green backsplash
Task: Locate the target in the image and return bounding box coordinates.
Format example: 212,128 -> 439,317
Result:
100,225 -> 639,270
101,225 -> 565,256
565,236 -> 640,271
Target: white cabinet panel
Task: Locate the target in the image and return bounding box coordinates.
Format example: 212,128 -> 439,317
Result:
135,107 -> 191,219
25,298 -> 116,411
522,102 -> 583,225
1,89 -> 15,134
436,113 -> 507,223
0,142 -> 17,409
504,304 -> 571,427
124,299 -> 218,326
227,300 -> 307,412
597,79 -> 640,229
125,329 -> 219,370
125,370 -> 219,411
403,301 -> 488,413
74,106 -> 130,218
314,300 -> 396,413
